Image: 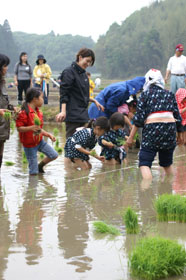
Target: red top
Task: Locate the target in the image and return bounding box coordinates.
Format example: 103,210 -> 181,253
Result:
16,106 -> 44,148
176,88 -> 186,126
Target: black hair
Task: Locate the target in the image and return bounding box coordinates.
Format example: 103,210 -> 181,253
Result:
21,87 -> 42,115
110,112 -> 125,128
0,54 -> 10,92
19,52 -> 28,65
76,48 -> 95,66
127,99 -> 137,108
87,117 -> 110,131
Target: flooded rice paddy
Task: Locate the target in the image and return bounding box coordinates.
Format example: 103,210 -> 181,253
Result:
1,123 -> 186,280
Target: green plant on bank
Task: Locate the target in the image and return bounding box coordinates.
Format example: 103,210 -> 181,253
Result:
129,236 -> 186,280
22,151 -> 28,164
93,221 -> 120,236
90,149 -> 97,157
122,207 -> 139,234
5,161 -> 14,166
154,194 -> 186,222
3,111 -> 11,121
53,128 -> 59,137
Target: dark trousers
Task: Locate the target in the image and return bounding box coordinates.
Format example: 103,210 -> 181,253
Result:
65,122 -> 86,138
17,80 -> 31,101
0,141 -> 5,168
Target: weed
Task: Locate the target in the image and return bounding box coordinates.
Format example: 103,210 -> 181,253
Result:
154,194 -> 186,222
93,221 -> 120,236
122,207 -> 139,234
129,236 -> 186,280
5,161 -> 14,166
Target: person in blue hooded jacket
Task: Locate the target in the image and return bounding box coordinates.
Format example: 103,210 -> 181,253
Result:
88,77 -> 145,119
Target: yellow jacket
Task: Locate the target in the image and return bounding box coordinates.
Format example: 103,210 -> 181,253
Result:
89,79 -> 95,98
33,64 -> 52,85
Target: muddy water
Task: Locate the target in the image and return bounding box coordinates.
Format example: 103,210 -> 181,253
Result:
0,123 -> 186,280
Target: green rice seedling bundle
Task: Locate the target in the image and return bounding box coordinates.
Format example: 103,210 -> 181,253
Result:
129,236 -> 186,280
154,194 -> 186,222
53,128 -> 59,137
5,161 -> 14,166
116,137 -> 126,146
34,115 -> 41,126
39,153 -> 45,159
55,138 -> 59,148
93,221 -> 120,236
56,147 -> 62,153
90,149 -> 97,157
122,207 -> 139,234
3,111 -> 12,121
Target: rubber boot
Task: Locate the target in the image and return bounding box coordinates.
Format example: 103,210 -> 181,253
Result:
38,161 -> 46,173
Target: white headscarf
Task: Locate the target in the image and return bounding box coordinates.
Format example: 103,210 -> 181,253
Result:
143,69 -> 165,92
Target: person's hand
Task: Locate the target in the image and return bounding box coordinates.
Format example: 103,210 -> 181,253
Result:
95,100 -> 104,112
56,112 -> 66,122
30,125 -> 41,132
14,81 -> 18,87
164,77 -> 168,84
126,136 -> 133,147
95,155 -> 105,162
48,134 -> 56,142
0,109 -> 7,116
40,74 -> 45,78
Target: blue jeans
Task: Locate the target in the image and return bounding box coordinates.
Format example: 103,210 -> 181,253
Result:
24,139 -> 58,174
170,75 -> 185,94
34,83 -> 49,104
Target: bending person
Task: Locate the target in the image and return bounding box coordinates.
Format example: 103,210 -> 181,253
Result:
88,76 -> 145,119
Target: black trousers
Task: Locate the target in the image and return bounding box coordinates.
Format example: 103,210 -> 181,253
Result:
65,122 -> 86,138
17,80 -> 31,101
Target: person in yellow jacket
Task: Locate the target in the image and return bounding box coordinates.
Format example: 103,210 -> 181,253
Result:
86,72 -> 95,98
33,55 -> 52,104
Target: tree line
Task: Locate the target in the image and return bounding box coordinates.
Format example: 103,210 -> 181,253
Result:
0,0 -> 186,78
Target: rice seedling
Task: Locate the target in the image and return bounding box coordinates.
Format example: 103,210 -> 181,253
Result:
129,236 -> 186,280
3,111 -> 11,121
56,147 -> 62,153
34,115 -> 41,126
5,161 -> 14,166
154,194 -> 186,222
39,153 -> 45,159
22,151 -> 28,164
90,149 -> 97,157
53,128 -> 59,137
93,221 -> 120,236
55,138 -> 59,148
116,137 -> 126,146
122,207 -> 139,234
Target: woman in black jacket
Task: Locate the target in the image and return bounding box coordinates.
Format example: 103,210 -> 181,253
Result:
56,48 -> 104,138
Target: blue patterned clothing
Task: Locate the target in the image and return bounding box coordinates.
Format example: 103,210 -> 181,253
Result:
65,128 -> 97,161
98,129 -> 127,162
133,85 -> 182,150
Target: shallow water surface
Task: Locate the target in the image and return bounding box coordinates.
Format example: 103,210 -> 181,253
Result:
0,123 -> 186,280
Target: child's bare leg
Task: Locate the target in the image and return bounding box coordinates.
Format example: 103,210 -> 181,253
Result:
73,159 -> 90,170
163,165 -> 173,176
183,132 -> 186,144
140,166 -> 152,180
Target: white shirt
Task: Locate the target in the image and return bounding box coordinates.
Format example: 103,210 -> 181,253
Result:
167,55 -> 186,74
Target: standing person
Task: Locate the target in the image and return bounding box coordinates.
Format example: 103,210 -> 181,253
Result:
14,52 -> 32,105
16,87 -> 58,175
176,88 -> 186,144
164,44 -> 186,94
0,54 -> 15,169
56,48 -> 104,138
127,69 -> 182,180
86,72 -> 95,98
33,55 -> 52,105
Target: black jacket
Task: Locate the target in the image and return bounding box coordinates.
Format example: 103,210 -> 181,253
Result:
60,62 -> 89,123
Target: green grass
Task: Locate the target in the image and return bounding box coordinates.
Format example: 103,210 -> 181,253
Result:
93,221 -> 120,236
5,161 -> 14,166
129,236 -> 186,280
154,194 -> 186,222
122,207 -> 139,234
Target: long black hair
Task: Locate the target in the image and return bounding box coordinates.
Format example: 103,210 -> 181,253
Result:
21,87 -> 42,114
0,54 -> 10,92
19,52 -> 28,65
87,116 -> 110,131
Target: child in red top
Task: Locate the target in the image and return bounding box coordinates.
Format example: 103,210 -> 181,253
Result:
176,88 -> 186,144
16,87 -> 58,175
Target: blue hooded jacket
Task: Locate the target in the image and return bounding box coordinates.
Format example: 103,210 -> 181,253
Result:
88,76 -> 145,119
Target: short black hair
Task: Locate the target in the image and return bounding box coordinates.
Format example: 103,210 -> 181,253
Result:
110,112 -> 125,128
